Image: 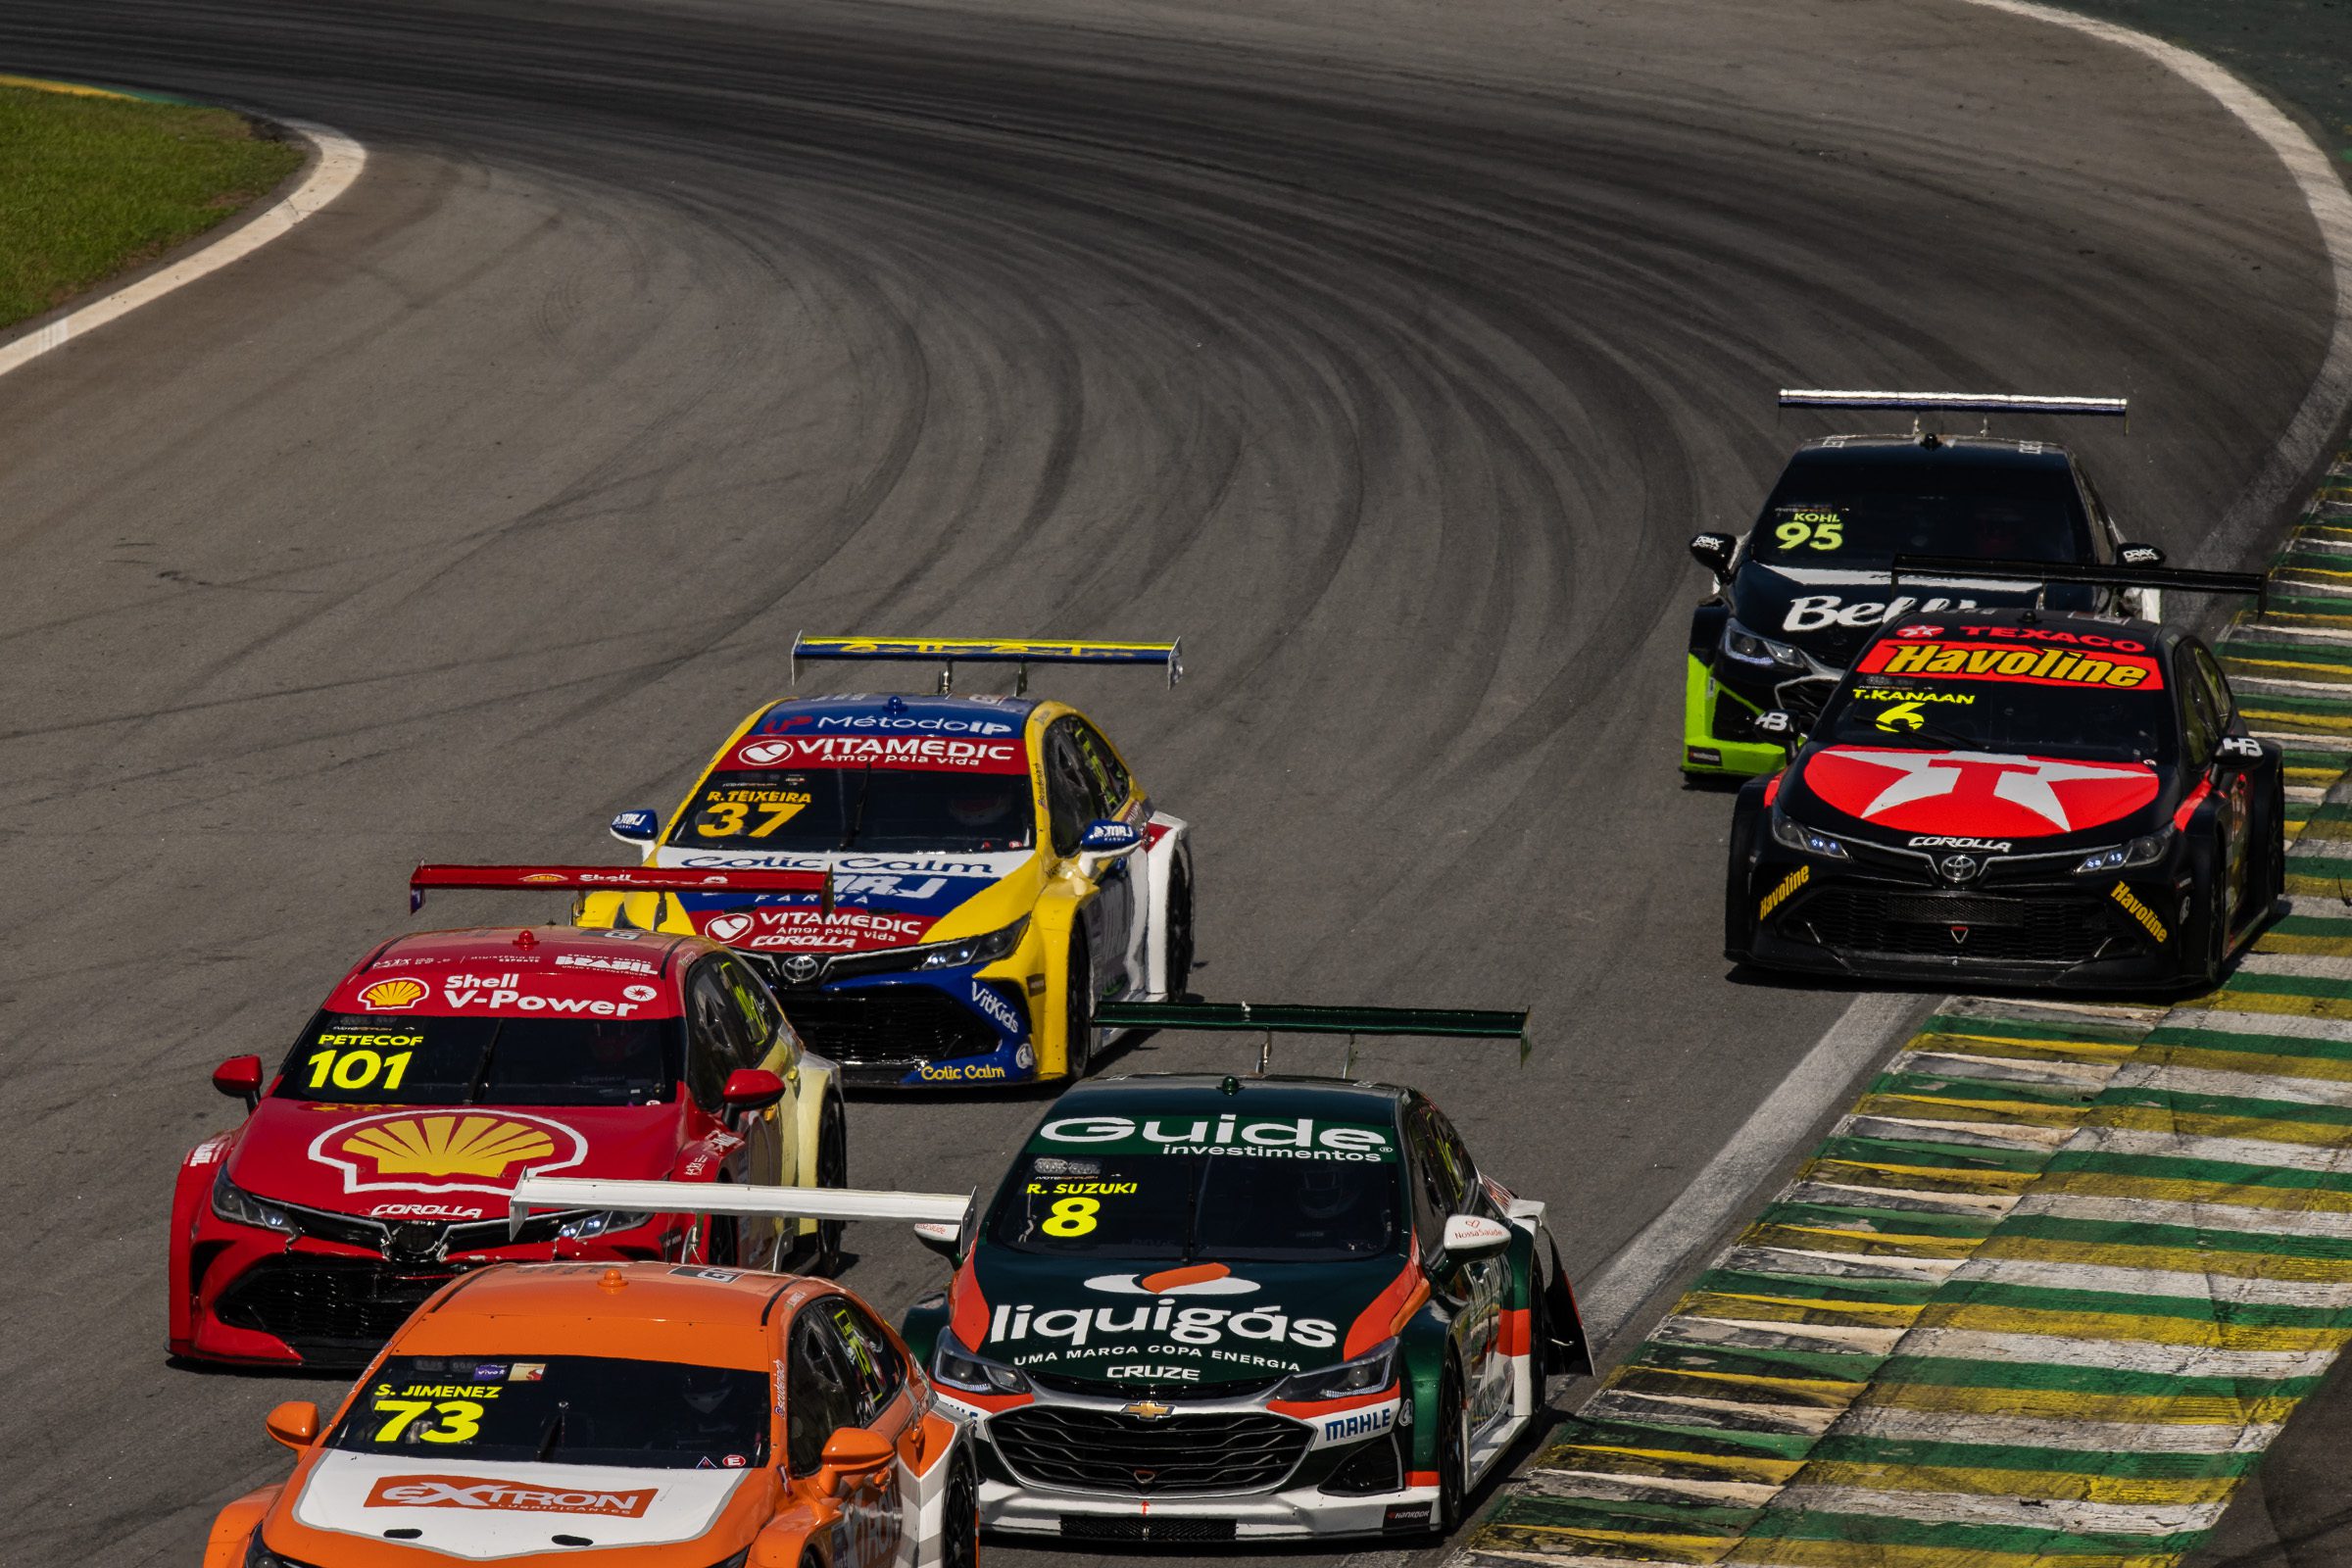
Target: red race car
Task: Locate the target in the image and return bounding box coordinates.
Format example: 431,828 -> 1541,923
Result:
170,869 -> 849,1368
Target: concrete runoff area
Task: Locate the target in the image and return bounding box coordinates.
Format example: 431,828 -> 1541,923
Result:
0,1 -> 2339,1565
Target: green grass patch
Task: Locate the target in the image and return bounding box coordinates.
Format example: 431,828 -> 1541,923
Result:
0,81 -> 303,329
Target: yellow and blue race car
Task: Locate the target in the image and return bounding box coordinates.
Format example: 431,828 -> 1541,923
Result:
588,637 -> 1196,1089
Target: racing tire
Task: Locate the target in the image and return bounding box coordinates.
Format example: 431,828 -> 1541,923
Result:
1064,932 -> 1095,1080
2189,830 -> 2230,992
1724,796 -> 1760,961
940,1451 -> 980,1568
2263,764 -> 2288,915
1432,1360 -> 1469,1540
812,1096 -> 848,1275
1165,857 -> 1197,1000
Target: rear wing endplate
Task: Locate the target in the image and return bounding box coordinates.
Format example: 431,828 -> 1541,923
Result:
410,862 -> 834,916
792,633 -> 1183,695
1887,555 -> 2265,613
1095,999 -> 1532,1074
509,1175 -> 971,1240
1780,388 -> 2128,419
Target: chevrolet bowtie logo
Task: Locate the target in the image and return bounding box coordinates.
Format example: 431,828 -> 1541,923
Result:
1122,1400 -> 1173,1420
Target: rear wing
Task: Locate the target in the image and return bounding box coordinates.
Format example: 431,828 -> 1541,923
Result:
1779,389 -> 2129,419
791,633 -> 1183,695
509,1175 -> 971,1241
1095,998 -> 1532,1074
1887,555 -> 2265,613
409,862 -> 834,916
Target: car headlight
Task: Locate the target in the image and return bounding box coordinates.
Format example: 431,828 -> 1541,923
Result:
932,1333 -> 1030,1396
244,1530 -> 318,1568
1723,617 -> 1805,669
913,917 -> 1030,971
2076,831 -> 2172,875
1271,1339 -> 1399,1403
557,1210 -> 653,1241
1770,809 -> 1849,860
213,1170 -> 296,1236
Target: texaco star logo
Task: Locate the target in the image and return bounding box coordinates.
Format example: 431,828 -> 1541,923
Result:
1805,749 -> 2158,837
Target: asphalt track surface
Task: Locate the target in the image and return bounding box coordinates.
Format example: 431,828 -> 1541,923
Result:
0,0 -> 2336,1561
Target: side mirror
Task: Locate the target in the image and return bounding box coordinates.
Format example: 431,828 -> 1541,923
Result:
814,1427 -> 895,1497
2118,542 -> 2166,566
1077,818 -> 1142,854
2217,736 -> 2264,765
610,808 -> 660,845
265,1400 -> 320,1450
1441,1213 -> 1512,1259
721,1067 -> 787,1112
1689,533 -> 1736,578
213,1055 -> 264,1109
911,1220 -> 963,1261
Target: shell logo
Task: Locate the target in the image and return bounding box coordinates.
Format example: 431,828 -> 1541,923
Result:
312,1109 -> 587,1198
356,977 -> 428,1011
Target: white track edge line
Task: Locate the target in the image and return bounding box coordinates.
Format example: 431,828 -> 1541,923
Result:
0,117 -> 365,378
1956,0 -> 2352,578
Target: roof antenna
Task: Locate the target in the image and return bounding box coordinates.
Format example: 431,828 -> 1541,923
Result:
1342,1032 -> 1359,1080
937,659 -> 955,696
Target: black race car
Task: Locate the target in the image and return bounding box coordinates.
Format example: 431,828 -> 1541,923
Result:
1726,576 -> 2282,991
1686,390 -> 2165,780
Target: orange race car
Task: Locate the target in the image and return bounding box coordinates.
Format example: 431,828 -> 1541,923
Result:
211,1224 -> 978,1568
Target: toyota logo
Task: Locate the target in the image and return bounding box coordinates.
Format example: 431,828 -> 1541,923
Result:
1938,855 -> 1981,882
778,955 -> 824,986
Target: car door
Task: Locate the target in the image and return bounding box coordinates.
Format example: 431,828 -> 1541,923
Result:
2187,641 -> 2254,915
808,1298 -> 917,1568
1408,1100 -> 1510,1446
717,951 -> 797,1200
1067,714 -> 1147,998
684,959 -> 781,1264
1045,719 -> 1133,1003
787,1301 -> 905,1568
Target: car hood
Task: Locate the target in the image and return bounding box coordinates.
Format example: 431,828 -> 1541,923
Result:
966,1250 -> 1416,1387
1729,562 -> 2057,664
285,1450 -> 753,1561
650,846 -> 1041,953
1788,745 -> 2169,844
226,1100 -> 684,1224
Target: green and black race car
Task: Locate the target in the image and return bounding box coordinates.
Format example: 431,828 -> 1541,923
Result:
896,1002 -> 1591,1544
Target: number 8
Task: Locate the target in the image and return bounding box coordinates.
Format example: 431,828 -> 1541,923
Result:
1043,1197 -> 1099,1237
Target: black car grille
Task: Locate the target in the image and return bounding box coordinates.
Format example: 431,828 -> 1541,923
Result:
992,1406 -> 1310,1496
1788,886 -> 2131,963
215,1258 -> 468,1364
282,1205 -> 572,1258
772,985 -> 1005,1072
1060,1517 -> 1237,1544
1026,1370 -> 1286,1400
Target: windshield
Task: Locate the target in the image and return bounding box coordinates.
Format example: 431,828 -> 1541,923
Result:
986,1131 -> 1403,1264
329,1354 -> 766,1469
670,768 -> 1033,854
1825,632 -> 2174,761
272,1013 -> 679,1105
1747,454 -> 2091,567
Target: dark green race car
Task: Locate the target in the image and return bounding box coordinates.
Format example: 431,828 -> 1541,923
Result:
899,1006 -> 1590,1544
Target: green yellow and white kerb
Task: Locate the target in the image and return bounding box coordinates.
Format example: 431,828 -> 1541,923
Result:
1458,448 -> 2352,1568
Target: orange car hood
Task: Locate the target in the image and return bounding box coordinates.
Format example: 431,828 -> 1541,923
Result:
286,1450 -> 756,1560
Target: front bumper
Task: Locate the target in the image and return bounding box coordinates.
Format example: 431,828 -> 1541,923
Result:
946,1388 -> 1434,1542
1683,655 -> 1828,777
1733,849 -> 2190,991
176,1216 -> 679,1367
758,966 -> 1038,1089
